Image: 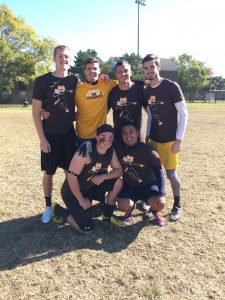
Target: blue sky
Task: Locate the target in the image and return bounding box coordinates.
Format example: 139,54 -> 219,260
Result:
1,0 -> 225,77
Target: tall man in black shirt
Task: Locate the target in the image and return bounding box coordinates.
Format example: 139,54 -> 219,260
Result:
32,45 -> 79,223
142,54 -> 188,221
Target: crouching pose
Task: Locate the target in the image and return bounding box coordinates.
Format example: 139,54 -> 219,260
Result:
53,124 -> 125,233
115,122 -> 166,226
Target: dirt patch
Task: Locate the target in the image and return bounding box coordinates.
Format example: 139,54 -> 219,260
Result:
0,104 -> 224,300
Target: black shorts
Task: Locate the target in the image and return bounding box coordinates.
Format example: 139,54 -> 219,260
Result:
41,127 -> 77,175
85,178 -> 117,202
61,178 -> 117,231
118,183 -> 160,203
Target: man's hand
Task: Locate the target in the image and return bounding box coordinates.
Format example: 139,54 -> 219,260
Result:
40,139 -> 51,153
99,74 -> 110,83
144,80 -> 151,85
171,140 -> 181,153
79,198 -> 91,210
41,110 -> 50,120
91,175 -> 105,186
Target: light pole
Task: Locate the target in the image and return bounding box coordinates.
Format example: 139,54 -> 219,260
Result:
135,0 -> 146,56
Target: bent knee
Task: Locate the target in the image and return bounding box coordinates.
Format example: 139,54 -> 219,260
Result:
148,196 -> 165,211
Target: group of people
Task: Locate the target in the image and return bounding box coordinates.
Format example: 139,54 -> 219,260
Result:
32,45 -> 188,233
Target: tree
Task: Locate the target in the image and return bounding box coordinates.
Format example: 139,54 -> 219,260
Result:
106,53 -> 144,80
210,76 -> 225,90
121,52 -> 144,80
172,53 -> 209,98
0,4 -> 56,92
70,49 -> 101,81
70,51 -> 144,81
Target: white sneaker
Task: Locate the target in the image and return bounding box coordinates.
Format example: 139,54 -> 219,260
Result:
41,206 -> 52,223
142,201 -> 150,212
169,207 -> 182,221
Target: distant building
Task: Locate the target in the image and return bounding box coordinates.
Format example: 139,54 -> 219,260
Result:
160,58 -> 178,82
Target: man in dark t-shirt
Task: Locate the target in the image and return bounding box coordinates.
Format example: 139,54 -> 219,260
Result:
115,122 -> 166,227
142,54 -> 188,221
108,60 -> 148,140
32,45 -> 79,224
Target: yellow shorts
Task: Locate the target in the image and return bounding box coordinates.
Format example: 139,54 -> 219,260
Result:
150,139 -> 179,170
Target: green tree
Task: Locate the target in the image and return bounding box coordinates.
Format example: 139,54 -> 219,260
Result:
0,4 -> 56,92
70,49 -> 101,81
106,53 -> 144,80
210,76 -> 225,90
172,53 -> 209,98
121,52 -> 144,80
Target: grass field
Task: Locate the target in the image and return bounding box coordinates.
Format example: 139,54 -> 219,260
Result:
0,103 -> 225,300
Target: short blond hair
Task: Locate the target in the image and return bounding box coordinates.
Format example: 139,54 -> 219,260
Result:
53,45 -> 71,57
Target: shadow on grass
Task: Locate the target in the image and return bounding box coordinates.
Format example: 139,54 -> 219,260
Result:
0,213 -> 147,271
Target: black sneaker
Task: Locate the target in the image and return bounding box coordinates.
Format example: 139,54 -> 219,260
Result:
52,203 -> 64,224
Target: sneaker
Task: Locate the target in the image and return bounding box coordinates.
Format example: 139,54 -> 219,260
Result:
102,215 -> 126,227
41,206 -> 52,223
51,203 -> 64,225
92,203 -> 104,218
142,201 -> 150,212
124,211 -> 133,222
148,210 -> 165,227
169,207 -> 182,221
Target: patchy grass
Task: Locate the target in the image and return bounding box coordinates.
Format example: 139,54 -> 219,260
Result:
0,104 -> 225,300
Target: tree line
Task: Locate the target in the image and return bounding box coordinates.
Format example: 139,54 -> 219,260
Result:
1,4 -> 225,100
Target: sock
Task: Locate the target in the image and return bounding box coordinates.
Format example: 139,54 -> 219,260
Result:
174,196 -> 181,208
45,196 -> 52,207
103,204 -> 115,218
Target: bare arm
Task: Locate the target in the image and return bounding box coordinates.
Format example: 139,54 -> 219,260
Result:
67,152 -> 91,210
32,99 -> 51,153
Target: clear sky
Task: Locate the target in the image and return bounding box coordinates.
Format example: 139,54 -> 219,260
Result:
1,0 -> 225,77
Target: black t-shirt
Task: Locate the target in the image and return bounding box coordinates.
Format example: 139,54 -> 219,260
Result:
32,72 -> 78,134
108,84 -> 147,135
115,141 -> 161,186
143,79 -> 184,143
61,143 -> 113,197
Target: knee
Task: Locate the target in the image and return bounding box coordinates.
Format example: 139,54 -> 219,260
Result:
117,198 -> 134,212
166,172 -> 174,180
158,197 -> 166,210
166,170 -> 178,180
148,196 -> 165,211
44,172 -> 53,180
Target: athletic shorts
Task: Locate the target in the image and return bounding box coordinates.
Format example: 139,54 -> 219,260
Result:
41,127 -> 77,175
61,178 -> 117,231
118,183 -> 160,203
85,178 -> 117,203
150,139 -> 179,170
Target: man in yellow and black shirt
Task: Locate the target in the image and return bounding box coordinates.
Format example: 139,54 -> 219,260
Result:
75,57 -> 117,146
